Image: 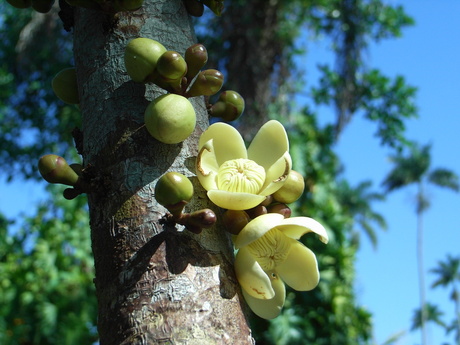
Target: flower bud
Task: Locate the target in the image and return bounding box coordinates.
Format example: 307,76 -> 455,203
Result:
184,0 -> 204,17
186,209 -> 217,232
186,69 -> 224,97
52,68 -> 79,105
6,0 -> 31,8
124,38 -> 167,83
210,90 -> 245,121
246,205 -> 268,219
144,94 -> 196,144
63,188 -> 82,200
156,51 -> 187,82
31,0 -> 54,13
267,203 -> 291,218
38,155 -> 79,186
185,44 -> 208,80
154,172 -> 194,215
222,209 -> 250,235
272,170 -> 305,204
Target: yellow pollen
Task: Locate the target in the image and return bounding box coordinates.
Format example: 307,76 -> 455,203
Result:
247,228 -> 291,272
217,159 -> 266,194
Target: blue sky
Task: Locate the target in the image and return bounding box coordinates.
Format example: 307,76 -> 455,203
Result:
302,1 -> 460,344
1,1 -> 459,344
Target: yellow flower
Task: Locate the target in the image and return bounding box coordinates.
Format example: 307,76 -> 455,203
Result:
233,213 -> 328,319
196,120 -> 291,210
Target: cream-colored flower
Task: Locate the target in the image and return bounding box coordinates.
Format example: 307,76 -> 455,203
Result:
233,213 -> 328,319
196,120 -> 291,210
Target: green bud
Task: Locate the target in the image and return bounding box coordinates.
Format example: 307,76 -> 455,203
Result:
184,0 -> 204,17
184,44 -> 208,80
144,94 -> 196,144
222,209 -> 250,235
272,170 -> 305,204
38,154 -> 79,186
113,0 -> 143,11
156,51 -> 187,81
52,68 -> 79,105
186,69 -> 224,97
124,38 -> 167,83
31,0 -> 54,13
211,90 -> 245,121
155,172 -> 194,215
6,0 -> 31,8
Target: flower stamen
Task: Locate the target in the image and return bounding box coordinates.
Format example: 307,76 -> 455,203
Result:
247,228 -> 291,271
217,159 -> 266,194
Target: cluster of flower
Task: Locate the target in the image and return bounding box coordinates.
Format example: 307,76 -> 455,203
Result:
194,119 -> 329,319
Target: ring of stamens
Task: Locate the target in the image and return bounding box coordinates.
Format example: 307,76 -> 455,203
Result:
247,228 -> 291,271
217,158 -> 266,194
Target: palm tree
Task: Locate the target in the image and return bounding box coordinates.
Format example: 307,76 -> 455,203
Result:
336,179 -> 387,249
430,254 -> 460,344
382,143 -> 459,345
411,302 -> 446,331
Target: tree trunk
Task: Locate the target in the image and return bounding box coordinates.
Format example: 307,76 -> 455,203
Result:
72,1 -> 252,343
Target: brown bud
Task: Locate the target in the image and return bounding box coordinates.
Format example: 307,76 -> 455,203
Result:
267,203 -> 291,218
186,69 -> 224,97
38,154 -> 79,186
222,210 -> 250,235
185,44 -> 208,80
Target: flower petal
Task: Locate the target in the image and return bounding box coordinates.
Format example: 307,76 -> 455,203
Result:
235,247 -> 275,299
198,122 -> 247,166
277,217 -> 329,244
196,140 -> 219,191
277,240 -> 319,291
248,120 -> 289,170
234,213 -> 285,249
207,190 -> 265,211
242,271 -> 286,319
259,152 -> 292,196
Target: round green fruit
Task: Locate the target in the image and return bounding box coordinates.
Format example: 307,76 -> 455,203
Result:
124,38 -> 167,83
272,170 -> 305,204
144,94 -> 196,144
6,0 -> 32,8
155,172 -> 194,207
52,68 -> 79,105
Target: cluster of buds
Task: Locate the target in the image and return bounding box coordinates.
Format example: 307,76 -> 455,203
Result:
154,172 -> 216,234
124,38 -> 245,144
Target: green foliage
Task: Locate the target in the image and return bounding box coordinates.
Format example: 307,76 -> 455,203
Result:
0,4 -> 80,180
0,186 -> 97,345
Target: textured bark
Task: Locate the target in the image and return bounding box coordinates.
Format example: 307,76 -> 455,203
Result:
72,1 -> 252,344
